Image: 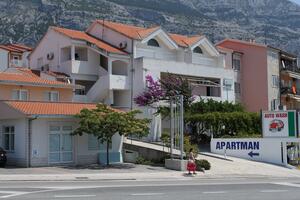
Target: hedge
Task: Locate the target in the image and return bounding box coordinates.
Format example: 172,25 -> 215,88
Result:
186,112 -> 261,142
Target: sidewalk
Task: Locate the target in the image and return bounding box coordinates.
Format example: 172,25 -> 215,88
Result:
1,154 -> 300,181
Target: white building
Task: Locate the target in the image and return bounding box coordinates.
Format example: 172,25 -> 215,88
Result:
0,44 -> 32,71
29,20 -> 235,141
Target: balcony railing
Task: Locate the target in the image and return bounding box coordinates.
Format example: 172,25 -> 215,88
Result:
281,86 -> 300,96
281,65 -> 300,73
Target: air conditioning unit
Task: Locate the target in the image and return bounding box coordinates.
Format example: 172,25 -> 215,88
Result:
119,41 -> 127,50
47,52 -> 54,60
41,64 -> 49,72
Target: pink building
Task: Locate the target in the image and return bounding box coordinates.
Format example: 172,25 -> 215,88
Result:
217,39 -> 281,112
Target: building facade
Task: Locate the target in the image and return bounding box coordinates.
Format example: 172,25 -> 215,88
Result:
29,20 -> 235,141
0,67 -> 123,167
217,39 -> 300,112
0,44 -> 32,71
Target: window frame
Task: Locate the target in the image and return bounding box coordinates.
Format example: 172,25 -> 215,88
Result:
272,75 -> 279,88
193,46 -> 203,54
45,91 -> 59,102
2,126 -> 15,152
12,89 -> 28,101
234,82 -> 241,94
147,39 -> 160,47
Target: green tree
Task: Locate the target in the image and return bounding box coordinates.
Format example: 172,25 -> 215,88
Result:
72,104 -> 150,165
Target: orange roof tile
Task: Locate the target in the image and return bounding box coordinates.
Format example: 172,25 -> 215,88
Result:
52,27 -> 127,55
169,34 -> 203,47
0,68 -> 73,88
5,101 -> 98,116
0,44 -> 32,53
95,20 -> 160,40
217,38 -> 267,49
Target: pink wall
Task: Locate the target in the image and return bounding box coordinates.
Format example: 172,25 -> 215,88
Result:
218,40 -> 268,112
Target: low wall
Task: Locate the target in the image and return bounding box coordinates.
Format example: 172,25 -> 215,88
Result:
123,143 -> 168,163
211,138 -> 300,166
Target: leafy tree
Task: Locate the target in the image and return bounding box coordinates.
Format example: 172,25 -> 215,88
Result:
72,104 -> 150,165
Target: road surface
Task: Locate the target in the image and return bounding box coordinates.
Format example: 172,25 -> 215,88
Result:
1,177 -> 300,199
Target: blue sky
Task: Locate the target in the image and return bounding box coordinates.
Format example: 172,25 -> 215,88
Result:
291,0 -> 300,4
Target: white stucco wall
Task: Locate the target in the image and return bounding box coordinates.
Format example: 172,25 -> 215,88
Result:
29,29 -> 72,71
0,49 -> 8,71
87,23 -> 133,53
133,57 -> 235,103
0,118 -> 27,166
267,48 -> 280,110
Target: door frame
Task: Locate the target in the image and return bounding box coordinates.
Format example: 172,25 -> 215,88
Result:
48,124 -> 74,165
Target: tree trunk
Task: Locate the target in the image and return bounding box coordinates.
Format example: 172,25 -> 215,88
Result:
106,141 -> 110,166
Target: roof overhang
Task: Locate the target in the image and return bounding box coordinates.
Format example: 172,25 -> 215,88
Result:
141,29 -> 178,50
190,37 -> 220,57
0,80 -> 75,89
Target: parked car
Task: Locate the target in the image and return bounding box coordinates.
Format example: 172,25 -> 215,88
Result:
0,147 -> 7,167
269,119 -> 284,132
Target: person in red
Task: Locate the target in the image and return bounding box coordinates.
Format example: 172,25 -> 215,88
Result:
187,148 -> 197,175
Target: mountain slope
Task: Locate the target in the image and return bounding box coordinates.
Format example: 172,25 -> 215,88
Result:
0,0 -> 299,56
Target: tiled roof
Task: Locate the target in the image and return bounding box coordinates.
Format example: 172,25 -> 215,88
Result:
0,68 -> 73,88
217,39 -> 267,48
95,20 -> 160,40
0,44 -> 32,53
95,20 -> 206,47
5,101 -> 98,116
169,34 -> 203,48
52,27 -> 127,55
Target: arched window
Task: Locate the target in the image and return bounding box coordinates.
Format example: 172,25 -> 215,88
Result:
193,46 -> 203,54
147,39 -> 160,47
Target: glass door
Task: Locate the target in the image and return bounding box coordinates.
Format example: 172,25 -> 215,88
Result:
49,134 -> 61,163
49,125 -> 73,164
61,134 -> 73,162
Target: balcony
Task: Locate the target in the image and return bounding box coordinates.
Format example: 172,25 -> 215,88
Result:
10,59 -> 24,67
60,60 -> 99,75
281,86 -> 300,96
110,74 -> 130,90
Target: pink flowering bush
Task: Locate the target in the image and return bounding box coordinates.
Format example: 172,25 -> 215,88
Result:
134,75 -> 164,107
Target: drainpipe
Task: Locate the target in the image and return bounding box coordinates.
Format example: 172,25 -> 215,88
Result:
130,40 -> 135,110
27,116 -> 38,168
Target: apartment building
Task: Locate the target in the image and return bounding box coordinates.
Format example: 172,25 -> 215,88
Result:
217,39 -> 299,112
29,20 -> 235,141
0,67 -> 123,167
0,44 -> 32,71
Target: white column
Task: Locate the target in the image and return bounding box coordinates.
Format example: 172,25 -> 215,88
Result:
71,45 -> 75,61
108,59 -> 112,75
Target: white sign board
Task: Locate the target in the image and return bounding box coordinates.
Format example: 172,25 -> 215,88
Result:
262,111 -> 296,138
211,138 -> 289,165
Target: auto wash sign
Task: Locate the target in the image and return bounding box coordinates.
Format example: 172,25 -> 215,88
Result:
262,111 -> 296,138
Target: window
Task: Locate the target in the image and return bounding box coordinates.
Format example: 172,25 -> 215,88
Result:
13,56 -> 19,60
232,53 -> 242,71
272,75 -> 279,88
3,126 -> 15,151
271,99 -> 279,111
88,135 -> 100,150
12,89 -> 28,101
234,82 -> 241,94
193,46 -> 203,54
147,39 -> 160,47
37,57 -> 43,68
44,91 -> 59,102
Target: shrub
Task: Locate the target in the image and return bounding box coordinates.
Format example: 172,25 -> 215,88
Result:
184,136 -> 199,156
196,159 -> 211,171
135,156 -> 152,165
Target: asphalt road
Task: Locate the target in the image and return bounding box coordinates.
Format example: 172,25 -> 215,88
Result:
1,177 -> 300,199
